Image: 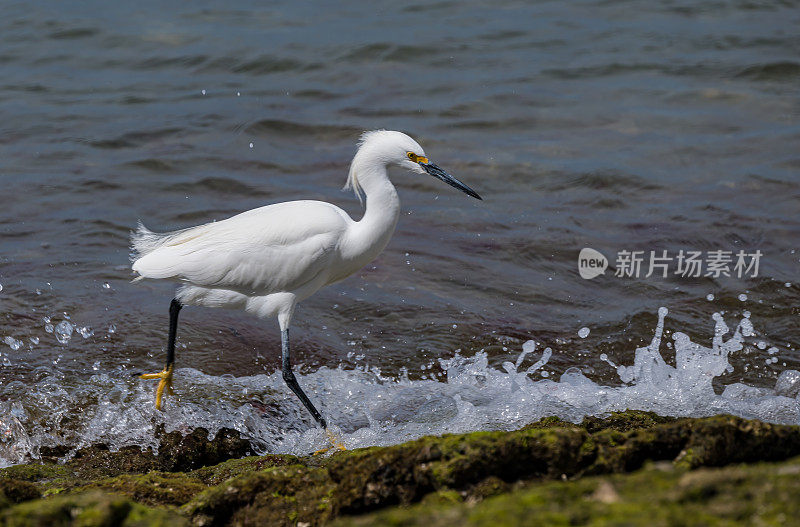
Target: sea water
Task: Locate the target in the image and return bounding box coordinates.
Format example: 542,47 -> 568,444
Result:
1,306 -> 797,466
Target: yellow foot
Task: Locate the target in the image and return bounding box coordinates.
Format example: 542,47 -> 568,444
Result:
140,365 -> 174,411
312,428 -> 348,456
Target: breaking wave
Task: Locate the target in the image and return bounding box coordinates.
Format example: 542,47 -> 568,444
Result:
1,307 -> 798,466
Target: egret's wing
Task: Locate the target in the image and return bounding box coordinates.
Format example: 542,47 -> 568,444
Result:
132,201 -> 350,293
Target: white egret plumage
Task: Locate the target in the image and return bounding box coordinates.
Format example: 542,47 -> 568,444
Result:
131,130 -> 481,446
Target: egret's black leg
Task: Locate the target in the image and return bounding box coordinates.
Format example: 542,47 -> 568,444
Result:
165,298 -> 182,369
141,298 -> 182,410
281,329 -> 327,428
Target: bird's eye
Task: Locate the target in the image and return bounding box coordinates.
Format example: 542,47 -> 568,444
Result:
407,152 -> 417,161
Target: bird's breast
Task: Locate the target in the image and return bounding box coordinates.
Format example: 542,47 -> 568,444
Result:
326,216 -> 398,285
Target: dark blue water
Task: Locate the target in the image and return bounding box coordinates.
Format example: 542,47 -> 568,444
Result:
0,0 -> 798,460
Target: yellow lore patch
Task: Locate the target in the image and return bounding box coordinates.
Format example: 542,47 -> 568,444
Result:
406,151 -> 429,163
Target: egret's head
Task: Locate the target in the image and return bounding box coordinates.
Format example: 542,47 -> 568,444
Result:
348,130 -> 482,201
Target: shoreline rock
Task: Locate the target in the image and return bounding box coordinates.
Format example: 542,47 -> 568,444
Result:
2,411 -> 800,526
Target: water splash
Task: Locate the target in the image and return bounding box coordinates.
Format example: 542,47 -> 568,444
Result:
54,321 -> 73,344
0,307 -> 798,466
3,337 -> 23,351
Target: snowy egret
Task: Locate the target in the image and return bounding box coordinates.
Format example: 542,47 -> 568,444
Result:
131,130 -> 481,440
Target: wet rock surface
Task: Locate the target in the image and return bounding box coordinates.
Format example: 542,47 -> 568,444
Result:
2,412 -> 800,526
38,426 -> 255,479
336,456 -> 800,526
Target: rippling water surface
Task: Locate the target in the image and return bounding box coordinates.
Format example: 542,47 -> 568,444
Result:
1,0 -> 798,462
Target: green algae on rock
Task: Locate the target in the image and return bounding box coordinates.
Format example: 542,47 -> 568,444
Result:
189,454 -> 302,486
2,411 -> 800,526
185,464 -> 337,526
0,479 -> 40,511
1,490 -> 186,527
333,456 -> 800,526
76,472 -> 207,508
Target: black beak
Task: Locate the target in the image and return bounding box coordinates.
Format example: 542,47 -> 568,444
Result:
419,162 -> 482,200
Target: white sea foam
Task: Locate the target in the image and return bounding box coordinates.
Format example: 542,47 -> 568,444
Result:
0,307 -> 798,466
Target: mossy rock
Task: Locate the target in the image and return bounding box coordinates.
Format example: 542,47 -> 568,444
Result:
61,426 -> 254,481
588,414 -> 800,474
189,454 -> 301,486
185,464 -> 336,526
465,476 -> 510,501
154,426 -> 254,473
419,489 -> 463,506
1,490 -> 186,526
0,463 -> 70,484
76,472 -> 207,508
580,410 -> 676,433
0,479 -> 40,510
4,412 -> 800,526
334,456 -> 800,526
324,426 -> 591,516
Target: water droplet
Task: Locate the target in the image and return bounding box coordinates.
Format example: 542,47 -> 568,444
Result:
54,321 -> 73,344
237,91 -> 241,96
452,324 -> 457,329
786,282 -> 792,288
706,293 -> 714,301
102,282 -> 111,290
0,284 -> 3,292
77,326 -> 94,339
201,89 -> 206,95
578,327 -> 590,339
108,324 -> 116,334
249,142 -> 254,149
738,293 -> 748,301
44,324 -> 54,333
92,361 -> 100,371
29,337 -> 39,345
3,336 -> 22,351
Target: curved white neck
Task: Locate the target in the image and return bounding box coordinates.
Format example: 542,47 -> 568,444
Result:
346,156 -> 400,258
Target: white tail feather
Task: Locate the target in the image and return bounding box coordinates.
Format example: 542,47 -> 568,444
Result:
130,221 -> 165,262
130,221 -> 209,281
